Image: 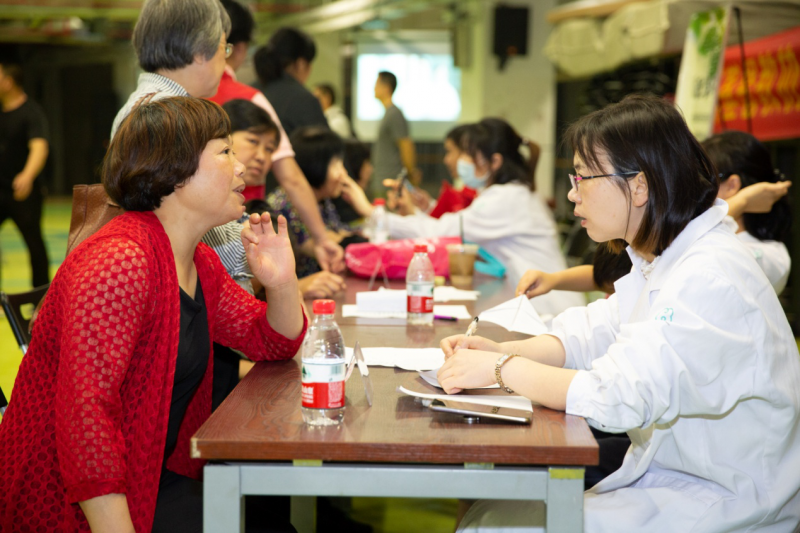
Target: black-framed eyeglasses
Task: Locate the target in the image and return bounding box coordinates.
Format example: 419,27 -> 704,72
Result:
225,43 -> 233,58
568,171 -> 639,190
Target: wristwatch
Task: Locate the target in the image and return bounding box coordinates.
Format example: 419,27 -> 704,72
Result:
495,353 -> 520,394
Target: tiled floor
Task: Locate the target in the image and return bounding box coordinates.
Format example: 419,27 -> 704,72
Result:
0,197 -> 457,532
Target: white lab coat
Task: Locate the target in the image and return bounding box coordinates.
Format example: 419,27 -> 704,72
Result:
723,215 -> 791,294
386,183 -> 585,317
459,200 -> 800,533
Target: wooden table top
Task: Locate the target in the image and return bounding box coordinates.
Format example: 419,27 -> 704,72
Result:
192,324 -> 599,466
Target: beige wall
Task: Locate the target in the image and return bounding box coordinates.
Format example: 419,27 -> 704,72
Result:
459,0 -> 558,199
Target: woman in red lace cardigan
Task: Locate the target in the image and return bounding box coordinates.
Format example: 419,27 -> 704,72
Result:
0,96 -> 307,533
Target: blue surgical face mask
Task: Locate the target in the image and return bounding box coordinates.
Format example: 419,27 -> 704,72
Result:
457,159 -> 489,190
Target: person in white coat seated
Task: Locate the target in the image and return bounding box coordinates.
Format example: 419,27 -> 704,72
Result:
343,117 -> 584,317
703,130 -> 791,294
438,94 -> 800,533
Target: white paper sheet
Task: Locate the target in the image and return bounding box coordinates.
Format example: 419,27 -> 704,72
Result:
418,368 -> 499,389
478,295 -> 549,336
345,347 -> 444,371
397,386 -> 533,412
433,286 -> 480,302
353,287 -> 479,315
342,304 -> 472,320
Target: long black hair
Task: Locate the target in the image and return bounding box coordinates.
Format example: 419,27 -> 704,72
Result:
461,118 -> 535,191
703,130 -> 790,242
254,27 -> 316,85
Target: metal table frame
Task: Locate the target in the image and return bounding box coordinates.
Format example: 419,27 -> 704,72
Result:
204,462 -> 584,533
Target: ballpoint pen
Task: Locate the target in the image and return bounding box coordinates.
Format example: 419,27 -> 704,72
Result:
453,316 -> 479,353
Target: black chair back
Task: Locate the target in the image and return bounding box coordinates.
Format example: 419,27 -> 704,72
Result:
1,283 -> 50,354
1,283 -> 50,415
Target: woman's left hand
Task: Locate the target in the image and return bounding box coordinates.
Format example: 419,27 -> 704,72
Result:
242,212 -> 297,289
437,349 -> 498,394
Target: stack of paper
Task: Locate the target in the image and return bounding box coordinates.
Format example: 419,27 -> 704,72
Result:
398,386 -> 533,412
356,289 -> 406,314
418,368 -> 499,389
342,304 -> 472,320
353,287 -> 479,315
433,286 -> 479,302
345,347 -> 444,371
478,295 -> 549,336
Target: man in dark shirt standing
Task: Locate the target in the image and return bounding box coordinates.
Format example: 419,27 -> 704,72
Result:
371,71 -> 419,198
0,62 -> 50,287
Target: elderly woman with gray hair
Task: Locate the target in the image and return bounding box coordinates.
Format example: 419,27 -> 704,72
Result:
110,0 -> 231,137
111,0 -> 344,275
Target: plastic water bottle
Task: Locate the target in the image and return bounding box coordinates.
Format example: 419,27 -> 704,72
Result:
301,300 -> 346,426
369,199 -> 389,244
406,244 -> 434,326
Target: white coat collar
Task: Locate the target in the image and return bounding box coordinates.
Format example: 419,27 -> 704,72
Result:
625,199 -> 728,292
614,199 -> 728,322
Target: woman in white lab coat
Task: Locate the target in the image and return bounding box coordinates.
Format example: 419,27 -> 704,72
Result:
349,118 -> 584,317
703,130 -> 791,294
438,95 -> 800,533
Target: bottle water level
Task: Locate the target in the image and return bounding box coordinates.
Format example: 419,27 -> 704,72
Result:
408,310 -> 433,326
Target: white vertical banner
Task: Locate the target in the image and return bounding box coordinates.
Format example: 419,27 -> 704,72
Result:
674,7 -> 731,141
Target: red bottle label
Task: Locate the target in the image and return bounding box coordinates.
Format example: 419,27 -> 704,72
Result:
407,295 -> 434,313
301,381 -> 345,409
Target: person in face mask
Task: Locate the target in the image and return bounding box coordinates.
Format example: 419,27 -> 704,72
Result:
456,154 -> 490,190
343,117 -> 584,317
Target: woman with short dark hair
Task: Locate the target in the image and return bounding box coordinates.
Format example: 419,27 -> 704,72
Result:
0,97 -> 306,533
252,27 -> 328,136
438,94 -> 800,532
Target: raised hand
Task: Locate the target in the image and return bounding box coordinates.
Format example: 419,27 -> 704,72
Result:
242,212 -> 297,289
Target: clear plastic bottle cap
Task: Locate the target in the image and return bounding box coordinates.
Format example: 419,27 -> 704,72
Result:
413,244 -> 428,254
312,299 -> 336,314
373,199 -> 386,206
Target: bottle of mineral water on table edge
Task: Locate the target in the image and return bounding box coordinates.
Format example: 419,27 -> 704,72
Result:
301,299 -> 346,426
406,244 -> 435,326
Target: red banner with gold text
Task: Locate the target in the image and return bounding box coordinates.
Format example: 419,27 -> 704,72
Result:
714,25 -> 800,141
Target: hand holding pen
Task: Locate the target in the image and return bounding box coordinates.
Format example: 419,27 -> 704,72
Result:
454,316 -> 479,353
440,317 -> 504,359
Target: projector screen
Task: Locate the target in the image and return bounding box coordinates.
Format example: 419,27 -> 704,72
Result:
353,35 -> 461,142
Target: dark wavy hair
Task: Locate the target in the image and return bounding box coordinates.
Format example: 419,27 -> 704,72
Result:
702,130 -> 790,242
103,97 -> 230,211
254,27 -> 316,85
290,126 -> 344,189
564,94 -> 719,255
461,118 -> 534,191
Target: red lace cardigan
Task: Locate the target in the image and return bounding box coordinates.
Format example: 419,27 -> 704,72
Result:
0,211 -> 307,533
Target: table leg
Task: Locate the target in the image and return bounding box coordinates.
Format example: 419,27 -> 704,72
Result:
546,467 -> 584,533
204,464 -> 244,533
290,496 -> 317,533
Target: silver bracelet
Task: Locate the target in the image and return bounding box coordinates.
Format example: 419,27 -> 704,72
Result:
495,354 -> 519,394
